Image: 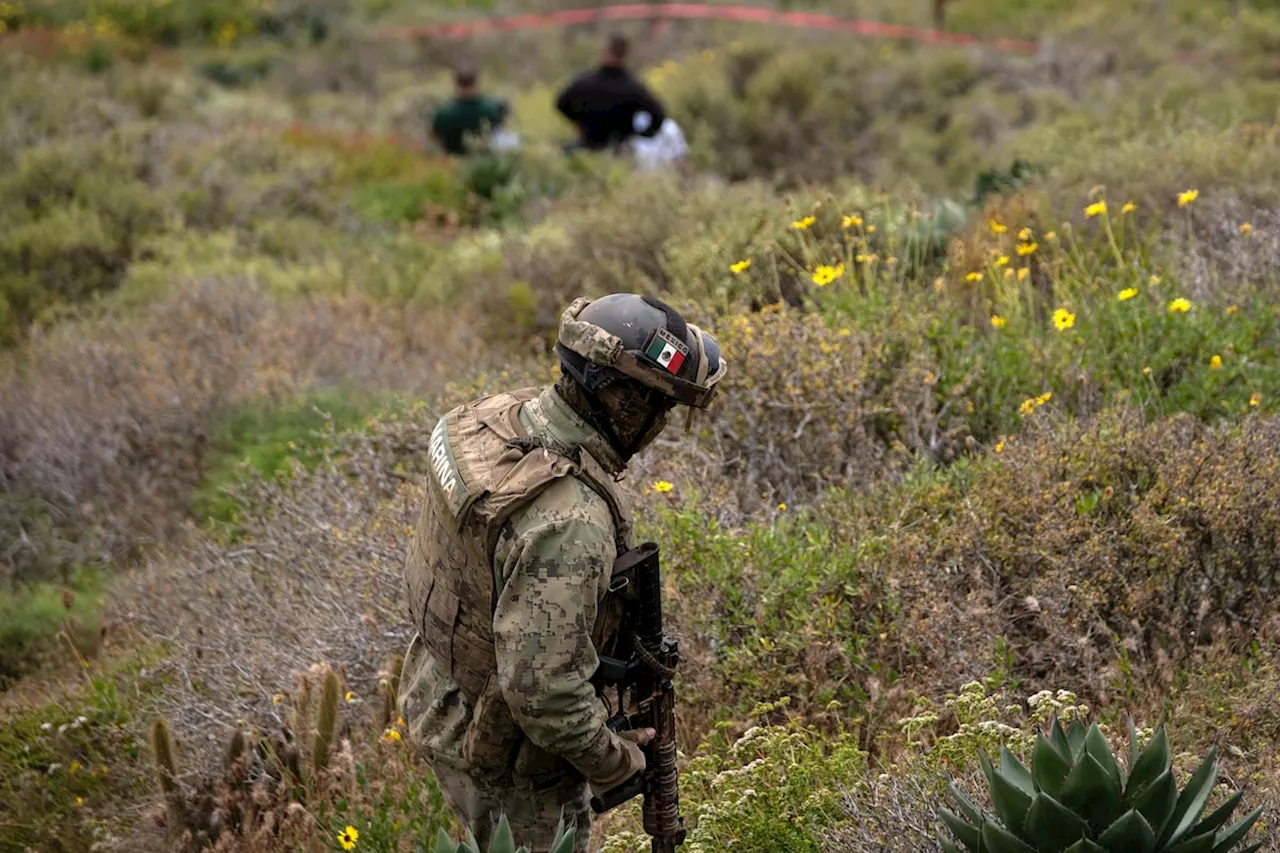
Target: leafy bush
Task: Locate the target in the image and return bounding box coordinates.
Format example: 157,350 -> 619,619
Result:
0,131 -> 168,340
0,661 -> 153,853
191,388 -> 396,525
0,576 -> 100,688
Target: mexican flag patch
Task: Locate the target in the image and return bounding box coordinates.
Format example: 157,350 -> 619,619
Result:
644,327 -> 689,374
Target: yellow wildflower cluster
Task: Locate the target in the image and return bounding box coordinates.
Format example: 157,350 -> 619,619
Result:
1019,391 -> 1053,418
812,263 -> 844,286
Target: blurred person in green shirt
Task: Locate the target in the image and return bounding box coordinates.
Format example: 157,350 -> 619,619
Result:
431,63 -> 510,157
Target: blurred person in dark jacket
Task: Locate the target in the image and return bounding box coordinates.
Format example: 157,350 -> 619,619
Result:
555,34 -> 666,153
431,62 -> 510,157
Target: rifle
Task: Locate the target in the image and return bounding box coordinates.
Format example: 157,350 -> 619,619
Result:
589,542 -> 687,853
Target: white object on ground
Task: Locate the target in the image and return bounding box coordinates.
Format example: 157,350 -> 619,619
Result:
631,113 -> 689,172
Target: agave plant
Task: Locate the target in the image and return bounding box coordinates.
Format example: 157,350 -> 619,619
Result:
433,813 -> 576,853
940,717 -> 1263,853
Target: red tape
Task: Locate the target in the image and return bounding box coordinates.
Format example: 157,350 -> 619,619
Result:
374,3 -> 1040,55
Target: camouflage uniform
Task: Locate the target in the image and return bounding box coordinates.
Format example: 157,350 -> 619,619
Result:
399,385 -> 642,853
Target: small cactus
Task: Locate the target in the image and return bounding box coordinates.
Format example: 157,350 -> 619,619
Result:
149,717 -> 187,830
312,667 -> 340,776
225,725 -> 251,771
292,675 -> 313,736
434,814 -> 576,853
387,653 -> 403,705
379,653 -> 404,727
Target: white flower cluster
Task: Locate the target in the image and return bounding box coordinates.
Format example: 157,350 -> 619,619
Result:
1027,688 -> 1089,725
710,757 -> 767,789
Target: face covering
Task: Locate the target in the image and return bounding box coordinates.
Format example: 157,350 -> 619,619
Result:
596,382 -> 674,462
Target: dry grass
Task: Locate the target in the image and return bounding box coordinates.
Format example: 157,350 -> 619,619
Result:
0,276 -> 473,585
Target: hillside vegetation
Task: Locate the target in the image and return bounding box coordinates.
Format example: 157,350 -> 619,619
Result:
3,1 -> 1280,852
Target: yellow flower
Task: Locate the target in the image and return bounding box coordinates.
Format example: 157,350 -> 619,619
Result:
791,215 -> 815,230
272,693 -> 286,706
1035,391 -> 1053,405
866,224 -> 876,233
1167,297 -> 1192,314
991,315 -> 1007,329
1227,305 -> 1239,314
995,255 -> 1009,267
1149,274 -> 1162,286
1017,227 -> 1032,241
994,438 -> 1005,453
1239,222 -> 1253,235
965,271 -> 982,282
1017,268 -> 1030,282
69,760 -> 82,774
397,716 -> 406,727
1177,189 -> 1199,207
811,263 -> 845,286
841,214 -> 862,229
344,691 -> 356,703
653,481 -> 674,493
1084,201 -> 1107,218
855,253 -> 876,264
75,796 -> 84,807
1016,242 -> 1037,256
1143,366 -> 1152,376
777,503 -> 787,512
1003,268 -> 1013,279
381,728 -> 401,743
989,219 -> 1008,234
730,259 -> 752,275
338,826 -> 359,850
1209,355 -> 1223,370
1250,392 -> 1262,407
1018,398 -> 1037,417
1118,288 -> 1138,301
1052,308 -> 1076,331
1121,201 -> 1136,214
1045,231 -> 1058,241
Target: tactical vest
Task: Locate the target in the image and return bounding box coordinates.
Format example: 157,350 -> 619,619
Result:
405,388 -> 632,707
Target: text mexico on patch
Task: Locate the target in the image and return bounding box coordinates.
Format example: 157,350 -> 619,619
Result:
644,327 -> 690,374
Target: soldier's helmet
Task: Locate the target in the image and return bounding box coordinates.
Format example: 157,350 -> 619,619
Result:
555,294 -> 728,409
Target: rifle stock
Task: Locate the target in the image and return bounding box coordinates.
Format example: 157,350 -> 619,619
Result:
590,542 -> 687,853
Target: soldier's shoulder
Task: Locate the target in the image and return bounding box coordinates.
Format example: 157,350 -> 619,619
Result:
510,473 -> 616,539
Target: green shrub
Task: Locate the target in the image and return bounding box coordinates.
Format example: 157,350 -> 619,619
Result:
0,577 -> 101,687
192,388 -> 395,525
0,657 -> 152,853
0,132 -> 169,340
600,707 -> 866,853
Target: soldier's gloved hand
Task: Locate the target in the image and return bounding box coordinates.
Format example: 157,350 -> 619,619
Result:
588,727 -> 655,796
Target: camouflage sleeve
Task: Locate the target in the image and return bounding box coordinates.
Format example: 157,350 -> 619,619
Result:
491,477 -> 635,783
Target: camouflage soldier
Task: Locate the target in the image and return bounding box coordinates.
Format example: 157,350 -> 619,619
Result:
399,294 -> 727,852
